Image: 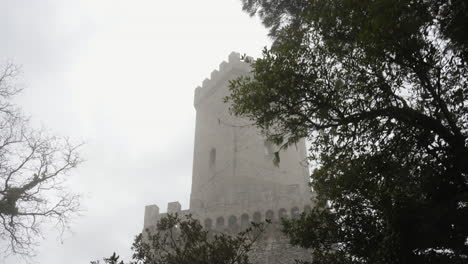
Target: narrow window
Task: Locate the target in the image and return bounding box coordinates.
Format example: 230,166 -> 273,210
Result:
209,148 -> 216,168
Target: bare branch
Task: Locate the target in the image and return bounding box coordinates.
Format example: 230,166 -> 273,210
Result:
0,62 -> 83,257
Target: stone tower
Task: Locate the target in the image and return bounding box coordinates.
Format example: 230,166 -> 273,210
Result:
144,52 -> 313,263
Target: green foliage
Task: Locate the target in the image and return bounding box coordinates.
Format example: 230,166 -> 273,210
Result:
93,214 -> 265,264
229,0 -> 468,263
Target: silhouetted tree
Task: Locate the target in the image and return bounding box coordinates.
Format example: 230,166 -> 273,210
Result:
227,0 -> 468,263
91,252 -> 124,264
93,214 -> 265,264
0,63 -> 82,256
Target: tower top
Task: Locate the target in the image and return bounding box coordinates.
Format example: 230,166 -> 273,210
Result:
190,52 -> 311,214
194,52 -> 253,108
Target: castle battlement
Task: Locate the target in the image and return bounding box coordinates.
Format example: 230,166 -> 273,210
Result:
194,52 -> 253,109
144,200 -> 312,237
143,201 -> 190,229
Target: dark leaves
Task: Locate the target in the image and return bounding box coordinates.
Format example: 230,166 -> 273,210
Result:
93,214 -> 266,264
228,0 -> 468,263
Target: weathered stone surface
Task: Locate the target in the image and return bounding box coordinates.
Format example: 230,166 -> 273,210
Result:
144,52 -> 314,263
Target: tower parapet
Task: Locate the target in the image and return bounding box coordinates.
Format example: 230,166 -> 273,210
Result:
167,201 -> 182,214
194,52 -> 251,109
143,201 -> 190,231
143,205 -> 159,229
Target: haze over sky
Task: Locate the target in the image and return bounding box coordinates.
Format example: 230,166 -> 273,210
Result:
0,1 -> 269,263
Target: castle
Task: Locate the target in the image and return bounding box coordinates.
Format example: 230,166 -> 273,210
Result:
143,52 -> 313,263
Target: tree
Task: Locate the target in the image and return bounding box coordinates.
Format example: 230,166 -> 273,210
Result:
0,63 -> 82,256
227,0 -> 468,263
92,214 -> 265,264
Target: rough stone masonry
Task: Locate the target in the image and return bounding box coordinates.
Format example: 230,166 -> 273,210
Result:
143,52 -> 314,264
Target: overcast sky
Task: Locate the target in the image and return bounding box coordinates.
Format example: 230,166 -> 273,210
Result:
0,1 -> 269,263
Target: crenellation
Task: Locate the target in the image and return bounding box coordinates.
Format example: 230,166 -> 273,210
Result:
193,52 -> 251,108
146,203 -> 312,233
210,69 -> 220,82
219,61 -> 228,71
150,206 -> 191,223
228,51 -> 241,62
143,205 -> 159,229
167,201 -> 181,214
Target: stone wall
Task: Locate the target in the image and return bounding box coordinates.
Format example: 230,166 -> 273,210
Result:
250,234 -> 313,264
144,201 -> 313,263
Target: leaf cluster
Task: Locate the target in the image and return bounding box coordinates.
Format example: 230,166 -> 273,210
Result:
93,214 -> 265,264
229,0 -> 468,263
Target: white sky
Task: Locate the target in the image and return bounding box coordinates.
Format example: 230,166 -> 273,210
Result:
0,1 -> 269,263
